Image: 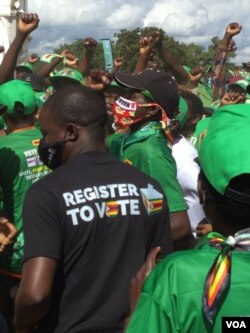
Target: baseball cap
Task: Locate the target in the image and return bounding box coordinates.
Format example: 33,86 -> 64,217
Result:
113,69 -> 180,117
0,80 -> 36,115
16,62 -> 33,73
228,77 -> 250,94
49,68 -> 84,85
199,104 -> 250,200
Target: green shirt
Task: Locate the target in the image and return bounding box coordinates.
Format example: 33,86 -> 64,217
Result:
0,128 -> 50,273
126,246 -> 250,333
107,123 -> 187,213
189,117 -> 211,151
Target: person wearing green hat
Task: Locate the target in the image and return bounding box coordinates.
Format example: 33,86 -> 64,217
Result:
15,62 -> 33,80
0,80 -> 49,328
49,67 -> 84,91
125,103 -> 250,333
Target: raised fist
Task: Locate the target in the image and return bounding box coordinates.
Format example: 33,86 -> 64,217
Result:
225,22 -> 242,37
189,65 -> 205,82
83,38 -> 98,53
17,13 -> 40,35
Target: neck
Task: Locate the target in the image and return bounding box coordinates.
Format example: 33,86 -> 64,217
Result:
63,137 -> 107,163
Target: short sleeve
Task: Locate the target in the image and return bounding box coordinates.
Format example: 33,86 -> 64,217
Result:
22,187 -> 63,263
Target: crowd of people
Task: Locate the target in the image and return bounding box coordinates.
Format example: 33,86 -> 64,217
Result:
0,12 -> 250,333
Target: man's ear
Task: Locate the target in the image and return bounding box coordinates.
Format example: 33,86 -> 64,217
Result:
65,124 -> 79,141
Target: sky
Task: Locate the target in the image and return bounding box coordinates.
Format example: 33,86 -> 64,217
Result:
28,0 -> 250,65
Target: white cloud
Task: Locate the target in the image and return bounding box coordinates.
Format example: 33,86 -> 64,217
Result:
27,0 -> 250,65
106,4 -> 144,29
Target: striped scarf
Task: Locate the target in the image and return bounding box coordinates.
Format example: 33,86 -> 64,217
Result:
195,228 -> 250,324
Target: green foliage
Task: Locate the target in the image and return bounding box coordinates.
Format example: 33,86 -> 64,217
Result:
53,27 -> 237,73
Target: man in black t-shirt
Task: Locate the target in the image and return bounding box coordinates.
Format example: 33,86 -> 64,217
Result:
14,85 -> 172,333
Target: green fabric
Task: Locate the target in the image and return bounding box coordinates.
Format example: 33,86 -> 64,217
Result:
196,82 -> 213,107
16,62 -> 33,72
0,116 -> 5,130
175,97 -> 188,128
189,117 -> 211,151
228,79 -> 250,93
0,80 -> 36,115
0,129 -> 50,273
107,123 -> 187,213
126,247 -> 250,333
199,104 -> 250,194
50,68 -> 85,85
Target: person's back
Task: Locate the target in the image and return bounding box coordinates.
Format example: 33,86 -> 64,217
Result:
126,246 -> 250,333
126,104 -> 250,333
15,85 -> 173,333
0,80 -> 49,275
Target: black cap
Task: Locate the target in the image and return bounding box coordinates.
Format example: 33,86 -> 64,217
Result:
114,69 -> 179,118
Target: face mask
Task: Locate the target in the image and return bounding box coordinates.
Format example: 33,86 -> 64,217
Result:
38,138 -> 66,170
112,96 -> 161,127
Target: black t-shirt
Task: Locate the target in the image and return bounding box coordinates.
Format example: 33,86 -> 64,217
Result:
23,152 -> 172,333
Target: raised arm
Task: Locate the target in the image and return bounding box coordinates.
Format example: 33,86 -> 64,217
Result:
76,37 -> 98,75
0,13 -> 39,84
212,22 -> 242,101
155,32 -> 189,84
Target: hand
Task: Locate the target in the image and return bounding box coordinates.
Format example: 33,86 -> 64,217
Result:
83,37 -> 98,53
227,39 -> 237,52
196,223 -> 212,238
85,69 -> 112,92
129,247 -> 161,313
28,53 -> 39,63
189,65 -> 205,82
17,13 -> 40,36
220,91 -> 246,106
139,31 -> 161,56
61,49 -> 77,67
0,217 -> 18,252
113,57 -> 123,69
0,45 -> 4,54
225,22 -> 242,37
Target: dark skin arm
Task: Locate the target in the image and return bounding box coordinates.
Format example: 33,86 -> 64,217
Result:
156,34 -> 189,85
170,211 -> 195,250
0,13 -> 39,84
212,22 -> 242,100
133,34 -> 159,74
14,257 -> 58,333
76,38 -> 98,75
37,50 -> 77,78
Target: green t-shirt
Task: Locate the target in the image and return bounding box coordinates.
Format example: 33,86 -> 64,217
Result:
107,123 -> 187,213
196,82 -> 213,107
126,246 -> 250,333
189,117 -> 211,151
0,128 -> 50,273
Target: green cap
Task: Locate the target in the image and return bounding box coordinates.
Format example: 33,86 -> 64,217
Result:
175,96 -> 188,127
228,79 -> 250,93
0,80 -> 36,115
199,104 -> 250,195
49,68 -> 84,85
16,62 -> 33,73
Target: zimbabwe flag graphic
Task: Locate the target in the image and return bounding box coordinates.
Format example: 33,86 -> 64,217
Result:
106,201 -> 119,217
